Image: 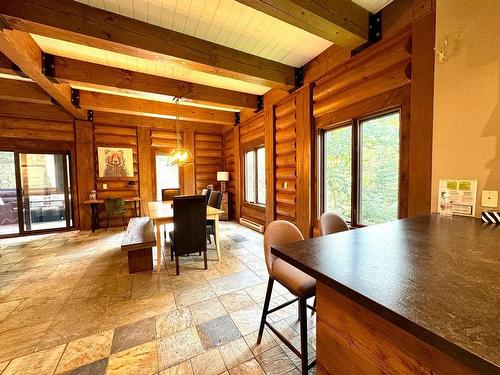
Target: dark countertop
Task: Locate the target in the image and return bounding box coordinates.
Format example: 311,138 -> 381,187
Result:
271,214 -> 500,373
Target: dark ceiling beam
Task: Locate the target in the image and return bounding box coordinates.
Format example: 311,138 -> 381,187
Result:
0,0 -> 296,89
234,0 -> 369,48
0,28 -> 86,119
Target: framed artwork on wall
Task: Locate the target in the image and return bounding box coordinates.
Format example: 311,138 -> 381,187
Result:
97,147 -> 134,178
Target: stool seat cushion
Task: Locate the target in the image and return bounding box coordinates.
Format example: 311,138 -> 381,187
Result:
272,258 -> 316,298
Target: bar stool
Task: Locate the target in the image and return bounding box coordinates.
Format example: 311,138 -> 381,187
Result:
319,212 -> 349,235
257,220 -> 316,374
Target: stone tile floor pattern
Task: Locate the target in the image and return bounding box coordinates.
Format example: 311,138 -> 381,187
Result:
0,221 -> 316,374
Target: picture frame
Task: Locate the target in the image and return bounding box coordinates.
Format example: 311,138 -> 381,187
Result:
97,147 -> 134,178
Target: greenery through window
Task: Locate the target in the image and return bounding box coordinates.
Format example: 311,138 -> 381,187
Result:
244,146 -> 265,205
322,111 -> 400,226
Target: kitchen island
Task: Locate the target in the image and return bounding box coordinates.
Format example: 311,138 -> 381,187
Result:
272,214 -> 499,374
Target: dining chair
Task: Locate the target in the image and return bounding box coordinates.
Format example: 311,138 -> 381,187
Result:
257,220 -> 316,374
161,188 -> 180,201
319,212 -> 349,236
201,188 -> 212,204
104,198 -> 126,231
206,191 -> 223,244
168,195 -> 207,275
161,188 -> 181,239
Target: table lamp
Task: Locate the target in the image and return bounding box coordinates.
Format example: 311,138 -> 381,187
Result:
217,171 -> 229,192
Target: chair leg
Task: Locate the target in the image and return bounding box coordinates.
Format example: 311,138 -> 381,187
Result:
106,213 -> 109,231
175,255 -> 180,276
207,233 -> 211,244
299,298 -> 308,374
203,250 -> 208,269
257,277 -> 274,344
311,297 -> 316,316
170,243 -> 174,261
122,213 -> 126,229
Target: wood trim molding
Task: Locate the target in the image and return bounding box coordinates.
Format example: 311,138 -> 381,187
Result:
233,126 -> 242,220
264,104 -> 276,225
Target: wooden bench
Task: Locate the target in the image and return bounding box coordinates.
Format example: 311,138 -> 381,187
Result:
121,217 -> 156,273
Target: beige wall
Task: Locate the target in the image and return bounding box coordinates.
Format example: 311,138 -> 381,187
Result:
431,0 -> 500,215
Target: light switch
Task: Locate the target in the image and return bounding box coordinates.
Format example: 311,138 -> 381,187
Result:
103,183 -> 108,190
283,181 -> 288,189
481,190 -> 498,208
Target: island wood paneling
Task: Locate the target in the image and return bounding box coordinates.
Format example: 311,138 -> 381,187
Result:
93,123 -> 139,227
194,133 -> 223,194
274,97 -> 297,224
316,282 -> 473,375
223,129 -> 236,219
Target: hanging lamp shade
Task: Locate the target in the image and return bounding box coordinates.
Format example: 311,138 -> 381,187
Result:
168,97 -> 193,167
168,147 -> 193,167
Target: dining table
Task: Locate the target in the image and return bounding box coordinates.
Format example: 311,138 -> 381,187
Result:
148,200 -> 225,272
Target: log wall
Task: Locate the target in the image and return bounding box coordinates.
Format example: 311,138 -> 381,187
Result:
223,129 -> 236,219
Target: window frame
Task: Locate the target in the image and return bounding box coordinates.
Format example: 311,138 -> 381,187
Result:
154,151 -> 181,201
320,109 -> 401,227
243,145 -> 266,207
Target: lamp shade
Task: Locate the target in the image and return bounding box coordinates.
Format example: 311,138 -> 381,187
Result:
217,171 -> 229,181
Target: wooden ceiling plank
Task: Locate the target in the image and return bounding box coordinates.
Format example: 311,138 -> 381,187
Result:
0,0 -> 296,89
79,91 -> 235,125
234,0 -> 369,48
0,28 -> 86,119
53,57 -> 258,109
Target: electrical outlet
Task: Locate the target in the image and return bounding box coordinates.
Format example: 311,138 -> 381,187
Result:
103,183 -> 108,190
481,190 -> 498,208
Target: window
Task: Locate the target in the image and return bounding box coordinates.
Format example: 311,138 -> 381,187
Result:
321,111 -> 400,226
155,154 -> 180,201
244,146 -> 266,205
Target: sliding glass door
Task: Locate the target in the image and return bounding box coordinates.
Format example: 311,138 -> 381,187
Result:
0,151 -> 20,236
0,151 -> 73,237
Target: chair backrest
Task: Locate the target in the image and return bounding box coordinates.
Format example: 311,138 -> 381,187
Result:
319,212 -> 349,236
172,195 -> 207,256
208,190 -> 223,208
162,188 -> 180,201
202,188 -> 212,203
104,198 -> 125,213
264,220 -> 304,276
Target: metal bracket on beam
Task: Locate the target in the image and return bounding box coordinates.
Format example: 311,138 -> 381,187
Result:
71,88 -> 80,108
351,11 -> 382,56
256,95 -> 264,112
234,112 -> 240,125
41,53 -> 55,77
87,110 -> 94,122
294,67 -> 304,87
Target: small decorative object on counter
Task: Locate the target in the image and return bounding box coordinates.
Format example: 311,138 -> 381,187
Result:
481,211 -> 500,224
89,190 -> 97,201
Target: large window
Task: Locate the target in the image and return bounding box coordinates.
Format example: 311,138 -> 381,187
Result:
321,111 -> 400,226
244,147 -> 266,205
155,154 -> 180,201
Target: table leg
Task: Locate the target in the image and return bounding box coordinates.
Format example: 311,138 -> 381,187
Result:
155,222 -> 162,272
91,203 -> 98,233
214,214 -> 221,261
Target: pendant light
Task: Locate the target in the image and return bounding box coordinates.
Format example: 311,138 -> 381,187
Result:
168,97 -> 193,167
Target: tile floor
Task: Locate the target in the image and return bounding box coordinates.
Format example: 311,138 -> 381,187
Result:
0,221 -> 316,374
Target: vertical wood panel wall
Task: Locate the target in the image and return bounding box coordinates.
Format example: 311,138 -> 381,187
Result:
274,98 -> 297,224
93,124 -> 139,227
223,129 -> 236,219
238,113 -> 266,226
194,133 -> 223,194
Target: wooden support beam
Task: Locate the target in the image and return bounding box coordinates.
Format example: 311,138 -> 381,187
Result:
0,28 -> 86,119
51,57 -> 259,110
0,77 -> 51,104
79,91 -> 235,125
0,0 -> 295,89
234,0 -> 368,48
